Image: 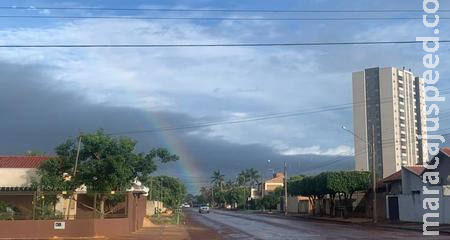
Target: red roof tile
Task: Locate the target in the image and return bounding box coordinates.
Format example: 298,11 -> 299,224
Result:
442,148 -> 450,157
383,171 -> 402,183
383,165 -> 425,183
0,156 -> 50,168
404,166 -> 426,176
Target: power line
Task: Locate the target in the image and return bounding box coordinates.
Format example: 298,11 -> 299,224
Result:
105,92 -> 450,136
2,40 -> 449,48
108,104 -> 353,136
1,6 -> 449,13
1,15 -> 449,21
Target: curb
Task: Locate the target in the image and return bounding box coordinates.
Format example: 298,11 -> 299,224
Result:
377,224 -> 450,235
228,210 -> 450,235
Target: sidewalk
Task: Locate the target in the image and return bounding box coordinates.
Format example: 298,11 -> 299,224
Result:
108,225 -> 189,240
251,210 -> 371,224
378,222 -> 450,235
244,210 -> 450,235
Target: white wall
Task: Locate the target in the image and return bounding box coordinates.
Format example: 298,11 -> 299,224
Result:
0,168 -> 37,187
146,201 -> 165,216
399,186 -> 450,224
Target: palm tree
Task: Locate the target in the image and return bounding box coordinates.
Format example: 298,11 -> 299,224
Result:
245,168 -> 261,187
211,170 -> 225,190
237,171 -> 247,186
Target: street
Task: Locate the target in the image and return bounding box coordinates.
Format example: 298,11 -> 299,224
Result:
183,208 -> 447,240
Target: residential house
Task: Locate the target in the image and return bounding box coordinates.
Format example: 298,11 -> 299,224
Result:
252,172 -> 284,199
384,148 -> 450,223
0,156 -> 49,189
0,156 -> 50,218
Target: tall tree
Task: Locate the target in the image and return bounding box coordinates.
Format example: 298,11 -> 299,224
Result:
146,176 -> 186,208
36,130 -> 179,218
211,170 -> 225,190
245,168 -> 261,187
237,168 -> 260,187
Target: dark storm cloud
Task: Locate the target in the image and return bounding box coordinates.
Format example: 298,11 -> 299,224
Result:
1,62 -> 355,192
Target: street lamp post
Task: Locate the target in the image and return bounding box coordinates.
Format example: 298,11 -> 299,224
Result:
341,125 -> 377,223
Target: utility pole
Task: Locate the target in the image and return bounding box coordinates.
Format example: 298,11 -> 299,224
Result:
211,185 -> 214,207
66,133 -> 82,220
73,134 -> 82,176
160,179 -> 162,201
284,161 -> 288,216
341,124 -> 377,223
371,125 -> 377,223
149,177 -> 153,200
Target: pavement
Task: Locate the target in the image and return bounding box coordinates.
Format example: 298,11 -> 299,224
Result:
109,208 -> 450,239
249,210 -> 450,234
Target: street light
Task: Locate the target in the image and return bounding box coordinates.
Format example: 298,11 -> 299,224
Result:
340,124 -> 377,223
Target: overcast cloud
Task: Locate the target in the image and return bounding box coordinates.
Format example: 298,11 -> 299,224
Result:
1,0 -> 450,192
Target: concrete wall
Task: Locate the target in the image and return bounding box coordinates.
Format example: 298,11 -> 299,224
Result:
0,192 -> 147,238
0,168 -> 37,187
286,196 -> 301,213
146,200 -> 165,216
398,186 -> 450,224
401,169 -> 423,193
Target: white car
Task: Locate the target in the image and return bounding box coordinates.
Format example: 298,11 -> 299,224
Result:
198,204 -> 210,214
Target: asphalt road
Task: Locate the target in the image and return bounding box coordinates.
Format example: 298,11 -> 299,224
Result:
185,208 -> 448,240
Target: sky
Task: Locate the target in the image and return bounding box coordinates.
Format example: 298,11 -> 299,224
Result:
0,0 -> 449,193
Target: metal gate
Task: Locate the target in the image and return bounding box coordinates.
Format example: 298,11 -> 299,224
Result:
388,196 -> 399,221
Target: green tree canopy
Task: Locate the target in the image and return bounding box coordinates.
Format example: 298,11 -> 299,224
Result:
210,170 -> 225,189
146,176 -> 186,208
36,130 -> 179,218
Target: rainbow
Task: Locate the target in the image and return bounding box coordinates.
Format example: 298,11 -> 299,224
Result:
135,106 -> 205,193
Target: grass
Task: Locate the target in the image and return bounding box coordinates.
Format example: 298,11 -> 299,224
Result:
150,212 -> 185,225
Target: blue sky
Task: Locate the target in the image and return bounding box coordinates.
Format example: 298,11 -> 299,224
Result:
0,0 -> 449,192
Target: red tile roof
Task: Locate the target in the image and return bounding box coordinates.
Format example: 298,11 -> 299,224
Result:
383,166 -> 425,183
442,148 -> 450,157
0,156 -> 50,168
383,171 -> 402,183
404,166 -> 425,176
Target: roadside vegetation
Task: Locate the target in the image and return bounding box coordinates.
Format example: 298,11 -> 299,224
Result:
31,130 -> 180,219
288,171 -> 370,217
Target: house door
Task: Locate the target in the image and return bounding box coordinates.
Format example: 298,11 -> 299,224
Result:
388,196 -> 399,221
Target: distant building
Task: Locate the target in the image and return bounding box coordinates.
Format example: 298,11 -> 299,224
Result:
352,67 -> 428,180
252,172 -> 284,199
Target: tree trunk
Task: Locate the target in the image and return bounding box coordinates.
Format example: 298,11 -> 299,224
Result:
330,194 -> 335,217
99,196 -> 106,219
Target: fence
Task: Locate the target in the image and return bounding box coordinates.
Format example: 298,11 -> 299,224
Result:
0,190 -> 130,220
0,191 -> 147,239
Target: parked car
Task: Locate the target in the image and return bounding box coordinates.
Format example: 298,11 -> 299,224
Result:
198,204 -> 210,214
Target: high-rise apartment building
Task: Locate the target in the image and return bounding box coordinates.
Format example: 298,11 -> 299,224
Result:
352,67 -> 428,180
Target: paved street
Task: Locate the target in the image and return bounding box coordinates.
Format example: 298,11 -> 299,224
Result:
115,209 -> 450,239
183,208 -> 447,240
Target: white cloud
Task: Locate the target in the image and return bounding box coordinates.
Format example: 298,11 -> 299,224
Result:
2,14 -> 448,152
279,145 -> 354,156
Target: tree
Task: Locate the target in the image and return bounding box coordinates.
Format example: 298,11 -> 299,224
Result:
287,171 -> 370,217
288,175 -> 326,215
36,130 -> 179,218
211,170 -> 225,190
237,168 -> 260,187
259,192 -> 280,212
25,150 -> 46,156
146,176 -> 186,208
325,171 -> 370,216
